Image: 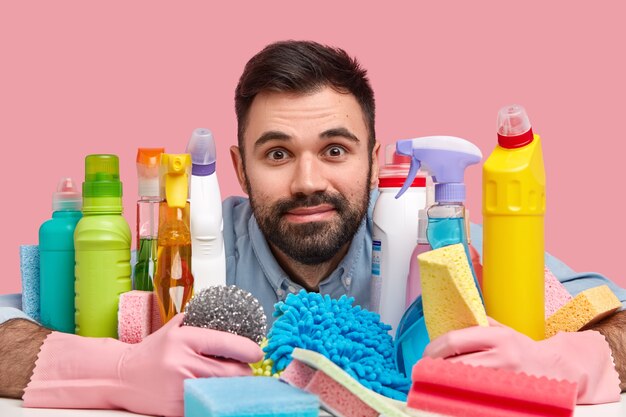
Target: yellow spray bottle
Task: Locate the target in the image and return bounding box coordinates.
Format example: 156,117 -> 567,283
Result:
154,153 -> 194,324
482,104 -> 545,340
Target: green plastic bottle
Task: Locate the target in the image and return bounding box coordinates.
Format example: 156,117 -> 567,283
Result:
74,154 -> 132,337
39,178 -> 82,333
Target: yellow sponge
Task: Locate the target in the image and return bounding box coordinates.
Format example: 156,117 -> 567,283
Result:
545,285 -> 621,338
418,243 -> 488,340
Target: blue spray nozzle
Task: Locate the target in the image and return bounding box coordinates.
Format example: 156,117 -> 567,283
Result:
394,136 -> 482,200
186,128 -> 217,176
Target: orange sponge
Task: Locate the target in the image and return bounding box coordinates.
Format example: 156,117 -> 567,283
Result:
545,285 -> 621,338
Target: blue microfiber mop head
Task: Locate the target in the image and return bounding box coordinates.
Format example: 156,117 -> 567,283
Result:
264,290 -> 411,401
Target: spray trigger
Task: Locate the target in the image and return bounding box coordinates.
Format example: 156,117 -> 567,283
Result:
395,156 -> 421,199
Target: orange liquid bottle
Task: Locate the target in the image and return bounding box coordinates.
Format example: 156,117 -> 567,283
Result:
154,154 -> 194,323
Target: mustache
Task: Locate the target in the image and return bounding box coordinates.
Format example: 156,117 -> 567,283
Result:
273,192 -> 348,216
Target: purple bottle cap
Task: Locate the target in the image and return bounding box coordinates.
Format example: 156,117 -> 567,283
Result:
435,183 -> 466,203
186,128 -> 216,176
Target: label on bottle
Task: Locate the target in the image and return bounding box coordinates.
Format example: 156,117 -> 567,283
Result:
372,240 -> 381,275
370,240 -> 382,312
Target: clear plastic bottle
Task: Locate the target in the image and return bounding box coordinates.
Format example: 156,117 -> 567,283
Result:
396,136 -> 483,302
154,153 -> 194,324
134,148 -> 164,291
39,178 -> 82,333
75,155 -> 132,337
483,105 -> 545,340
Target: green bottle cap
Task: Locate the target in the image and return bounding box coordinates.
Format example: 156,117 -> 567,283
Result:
82,154 -> 124,213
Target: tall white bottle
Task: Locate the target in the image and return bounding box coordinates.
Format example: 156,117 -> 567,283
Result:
186,128 -> 226,290
370,146 -> 427,333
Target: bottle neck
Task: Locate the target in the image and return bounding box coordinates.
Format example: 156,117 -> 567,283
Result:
82,196 -> 123,214
52,210 -> 82,218
428,203 -> 466,219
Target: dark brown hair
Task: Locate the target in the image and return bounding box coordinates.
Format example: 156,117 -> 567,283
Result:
235,40 -> 376,157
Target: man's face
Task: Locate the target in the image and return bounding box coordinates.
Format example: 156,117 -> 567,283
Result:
231,86 -> 379,265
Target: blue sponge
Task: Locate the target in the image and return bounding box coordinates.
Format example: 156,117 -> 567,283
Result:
184,376 -> 318,417
264,290 -> 411,401
20,245 -> 40,322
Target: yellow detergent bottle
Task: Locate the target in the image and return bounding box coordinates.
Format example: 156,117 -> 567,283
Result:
482,104 -> 546,340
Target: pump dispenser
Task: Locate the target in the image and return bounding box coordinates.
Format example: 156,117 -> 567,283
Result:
39,178 -> 82,333
154,153 -> 194,324
135,148 -> 164,291
483,105 -> 545,340
396,136 -> 483,299
186,128 -> 226,290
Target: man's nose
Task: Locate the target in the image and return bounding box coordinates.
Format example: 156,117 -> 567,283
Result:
290,154 -> 329,196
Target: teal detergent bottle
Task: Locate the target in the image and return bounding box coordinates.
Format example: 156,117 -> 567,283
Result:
39,178 -> 82,333
74,155 -> 132,337
394,136 -> 482,376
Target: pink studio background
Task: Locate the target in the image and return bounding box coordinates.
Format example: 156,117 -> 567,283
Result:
1,2 -> 624,294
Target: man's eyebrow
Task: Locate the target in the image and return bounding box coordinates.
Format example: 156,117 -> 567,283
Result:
254,131 -> 292,149
320,127 -> 360,143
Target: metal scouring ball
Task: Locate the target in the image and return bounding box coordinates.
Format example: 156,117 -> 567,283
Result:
183,285 -> 267,343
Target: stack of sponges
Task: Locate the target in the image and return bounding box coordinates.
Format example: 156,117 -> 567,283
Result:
264,290 -> 411,400
417,243 -> 488,341
282,348 -> 414,417
545,284 -> 621,338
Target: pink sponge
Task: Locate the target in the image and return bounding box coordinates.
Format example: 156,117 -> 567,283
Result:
281,359 -> 378,417
544,267 -> 573,319
118,290 -> 153,343
408,357 -> 577,417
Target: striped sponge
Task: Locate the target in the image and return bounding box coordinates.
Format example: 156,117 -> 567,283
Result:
20,245 -> 40,322
118,290 -> 153,343
544,267 -> 573,319
184,376 -> 319,417
408,357 -> 577,417
283,348 -> 422,417
265,290 -> 411,400
418,243 -> 487,341
545,285 -> 621,338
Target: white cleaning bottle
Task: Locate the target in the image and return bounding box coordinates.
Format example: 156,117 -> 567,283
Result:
370,145 -> 427,333
186,128 -> 226,290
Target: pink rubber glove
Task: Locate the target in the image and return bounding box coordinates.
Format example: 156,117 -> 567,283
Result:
424,318 -> 621,404
23,313 -> 263,417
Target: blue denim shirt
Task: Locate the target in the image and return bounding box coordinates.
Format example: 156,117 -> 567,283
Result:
2,194 -> 625,326
222,194 -> 376,324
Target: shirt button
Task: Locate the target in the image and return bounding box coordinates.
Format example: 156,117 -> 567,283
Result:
277,289 -> 285,297
288,286 -> 297,294
344,276 -> 352,286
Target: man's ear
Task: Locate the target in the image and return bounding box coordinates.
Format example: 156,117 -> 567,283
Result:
230,145 -> 249,195
369,141 -> 381,190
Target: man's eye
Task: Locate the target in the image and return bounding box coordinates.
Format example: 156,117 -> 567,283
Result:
267,149 -> 288,161
326,146 -> 346,158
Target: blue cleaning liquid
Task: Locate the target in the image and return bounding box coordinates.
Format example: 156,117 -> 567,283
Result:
427,217 -> 483,301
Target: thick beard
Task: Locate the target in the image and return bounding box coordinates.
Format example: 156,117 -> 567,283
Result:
247,171 -> 371,266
